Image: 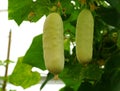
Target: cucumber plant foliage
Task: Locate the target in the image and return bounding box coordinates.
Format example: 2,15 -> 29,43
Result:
8,0 -> 120,91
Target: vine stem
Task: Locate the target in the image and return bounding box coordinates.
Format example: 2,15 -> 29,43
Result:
2,30 -> 12,91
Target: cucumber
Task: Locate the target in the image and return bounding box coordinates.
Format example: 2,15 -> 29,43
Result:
76,9 -> 94,64
43,13 -> 64,75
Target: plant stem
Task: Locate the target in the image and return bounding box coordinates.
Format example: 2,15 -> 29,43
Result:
2,30 -> 12,91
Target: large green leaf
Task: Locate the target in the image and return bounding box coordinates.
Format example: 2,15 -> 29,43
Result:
23,34 -> 46,70
8,0 -> 50,25
9,57 -> 40,89
59,61 -> 83,91
8,0 -> 33,25
59,60 -> 103,91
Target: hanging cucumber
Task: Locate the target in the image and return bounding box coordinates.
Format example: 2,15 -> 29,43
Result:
76,9 -> 94,64
43,13 -> 64,76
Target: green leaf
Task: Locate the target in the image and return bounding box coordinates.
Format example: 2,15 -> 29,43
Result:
8,0 -> 50,25
0,60 -> 3,65
30,0 -> 51,22
23,34 -> 46,70
69,10 -> 79,23
64,38 -> 71,59
81,64 -> 103,81
59,60 -> 103,91
9,57 -> 40,89
60,0 -> 74,14
8,0 -> 33,25
40,72 -> 54,90
64,38 -> 70,52
59,61 -> 83,91
64,22 -> 76,38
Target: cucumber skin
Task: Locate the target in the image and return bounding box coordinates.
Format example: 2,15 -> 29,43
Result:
76,9 -> 94,64
43,13 -> 64,75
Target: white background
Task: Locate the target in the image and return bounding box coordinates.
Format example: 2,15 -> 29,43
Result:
0,0 -> 64,91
